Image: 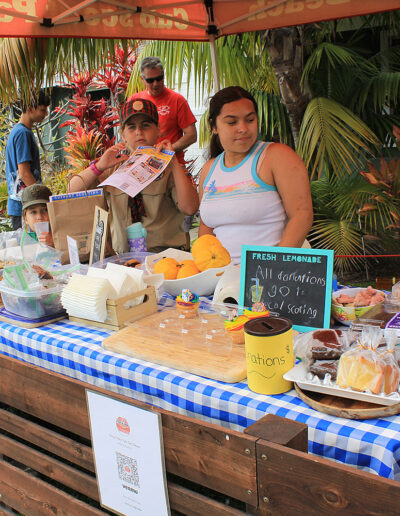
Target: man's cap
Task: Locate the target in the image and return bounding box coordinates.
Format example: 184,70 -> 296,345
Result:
120,98 -> 158,126
21,184 -> 52,210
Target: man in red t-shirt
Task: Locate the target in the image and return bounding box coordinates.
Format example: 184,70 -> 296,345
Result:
132,57 -> 197,167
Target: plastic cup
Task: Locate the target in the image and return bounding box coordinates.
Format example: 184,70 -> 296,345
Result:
35,222 -> 49,235
205,328 -> 232,356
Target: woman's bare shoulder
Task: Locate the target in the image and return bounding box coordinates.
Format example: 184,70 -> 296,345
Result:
264,142 -> 307,169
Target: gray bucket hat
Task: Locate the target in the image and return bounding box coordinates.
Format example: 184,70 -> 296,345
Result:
21,184 -> 52,211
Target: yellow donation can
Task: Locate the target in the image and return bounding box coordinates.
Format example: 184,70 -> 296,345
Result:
244,316 -> 293,395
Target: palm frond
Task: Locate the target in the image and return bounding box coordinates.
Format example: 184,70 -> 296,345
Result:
356,71 -> 400,112
0,38 -> 133,106
126,34 -> 277,108
297,97 -> 378,179
302,43 -> 364,89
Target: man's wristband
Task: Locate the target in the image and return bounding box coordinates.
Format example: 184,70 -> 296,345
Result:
89,160 -> 103,177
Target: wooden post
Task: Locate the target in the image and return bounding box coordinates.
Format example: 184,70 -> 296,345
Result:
244,414 -> 307,514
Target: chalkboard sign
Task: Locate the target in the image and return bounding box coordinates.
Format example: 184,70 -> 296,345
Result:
239,246 -> 334,332
89,206 -> 109,266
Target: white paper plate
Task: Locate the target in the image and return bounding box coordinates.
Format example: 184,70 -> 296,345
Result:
145,248 -> 231,297
283,362 -> 400,406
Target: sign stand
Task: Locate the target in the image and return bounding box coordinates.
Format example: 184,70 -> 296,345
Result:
89,206 -> 108,265
86,390 -> 170,516
239,246 -> 334,332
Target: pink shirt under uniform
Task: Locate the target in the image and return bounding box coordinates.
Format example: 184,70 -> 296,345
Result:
200,141 -> 287,264
132,88 -> 196,165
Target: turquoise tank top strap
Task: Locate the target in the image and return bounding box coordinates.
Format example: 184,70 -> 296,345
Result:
202,153 -> 222,190
251,142 -> 277,191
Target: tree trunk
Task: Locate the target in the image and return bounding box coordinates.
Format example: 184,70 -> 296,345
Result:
266,27 -> 309,148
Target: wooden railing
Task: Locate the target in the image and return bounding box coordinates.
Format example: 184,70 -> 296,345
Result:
0,354 -> 398,515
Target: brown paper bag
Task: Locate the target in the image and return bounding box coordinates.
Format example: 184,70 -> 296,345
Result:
47,193 -> 107,264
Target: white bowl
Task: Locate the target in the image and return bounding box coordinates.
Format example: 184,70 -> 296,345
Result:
331,287 -> 385,326
145,248 -> 231,297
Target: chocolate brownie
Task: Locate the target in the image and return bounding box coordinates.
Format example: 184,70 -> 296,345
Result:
309,360 -> 338,380
311,329 -> 345,360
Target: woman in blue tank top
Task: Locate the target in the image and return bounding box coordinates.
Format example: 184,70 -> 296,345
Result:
199,86 -> 313,264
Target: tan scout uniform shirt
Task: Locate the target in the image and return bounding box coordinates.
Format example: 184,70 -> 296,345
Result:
100,165 -> 188,254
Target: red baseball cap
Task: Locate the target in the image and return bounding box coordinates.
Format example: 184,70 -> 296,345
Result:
120,97 -> 158,126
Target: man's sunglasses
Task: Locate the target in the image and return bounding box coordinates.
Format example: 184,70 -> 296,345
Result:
143,74 -> 164,84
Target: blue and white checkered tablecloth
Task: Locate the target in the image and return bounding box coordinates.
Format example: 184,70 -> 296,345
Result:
0,316 -> 400,481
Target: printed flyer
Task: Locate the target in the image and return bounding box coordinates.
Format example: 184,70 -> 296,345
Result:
99,146 -> 174,198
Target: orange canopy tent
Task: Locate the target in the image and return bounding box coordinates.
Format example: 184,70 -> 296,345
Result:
0,1 -> 398,40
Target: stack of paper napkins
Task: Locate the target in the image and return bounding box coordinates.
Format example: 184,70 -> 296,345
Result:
61,264 -> 145,322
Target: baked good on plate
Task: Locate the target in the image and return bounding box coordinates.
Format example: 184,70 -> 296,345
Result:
337,354 -> 399,395
224,311 -> 248,344
176,289 -> 199,318
243,302 -> 270,320
123,259 -> 142,268
309,360 -> 338,381
311,329 -> 346,360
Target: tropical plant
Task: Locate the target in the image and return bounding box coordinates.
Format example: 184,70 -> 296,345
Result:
0,38 -> 133,107
127,13 -> 400,275
309,167 -> 399,273
62,126 -> 104,172
0,107 -> 15,179
126,34 -> 294,149
58,46 -> 138,171
359,157 -> 400,238
43,164 -> 71,196
128,12 -> 400,176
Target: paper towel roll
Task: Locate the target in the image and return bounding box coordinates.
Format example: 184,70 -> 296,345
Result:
212,264 -> 241,305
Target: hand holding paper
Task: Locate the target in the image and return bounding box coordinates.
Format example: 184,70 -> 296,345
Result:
96,142 -> 129,173
99,146 -> 174,198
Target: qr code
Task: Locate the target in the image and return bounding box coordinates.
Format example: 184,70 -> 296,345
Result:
116,452 -> 140,487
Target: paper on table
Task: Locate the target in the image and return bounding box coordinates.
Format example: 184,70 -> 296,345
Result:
99,146 -> 174,198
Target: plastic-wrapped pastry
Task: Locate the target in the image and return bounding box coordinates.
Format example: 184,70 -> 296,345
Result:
337,327 -> 400,394
309,360 -> 338,380
311,329 -> 346,360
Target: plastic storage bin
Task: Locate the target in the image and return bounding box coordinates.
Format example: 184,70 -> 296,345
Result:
0,282 -> 64,319
91,252 -> 152,270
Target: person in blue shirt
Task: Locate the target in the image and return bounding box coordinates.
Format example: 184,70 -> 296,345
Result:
6,90 -> 51,230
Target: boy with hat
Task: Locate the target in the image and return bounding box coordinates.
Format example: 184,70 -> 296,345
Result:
6,90 -> 51,230
21,184 -> 54,247
69,98 -> 199,254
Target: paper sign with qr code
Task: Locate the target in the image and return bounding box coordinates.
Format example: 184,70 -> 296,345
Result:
86,390 -> 170,515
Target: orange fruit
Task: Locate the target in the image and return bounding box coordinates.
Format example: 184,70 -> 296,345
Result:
153,257 -> 179,280
176,259 -> 200,279
191,235 -> 231,271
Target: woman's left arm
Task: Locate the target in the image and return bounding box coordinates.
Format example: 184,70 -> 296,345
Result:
263,143 -> 313,247
156,140 -> 199,215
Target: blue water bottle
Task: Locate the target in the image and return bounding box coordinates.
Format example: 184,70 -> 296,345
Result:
332,273 -> 338,292
126,222 -> 147,252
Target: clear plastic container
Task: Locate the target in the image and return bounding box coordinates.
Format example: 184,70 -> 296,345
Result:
91,251 -> 152,270
0,282 -> 64,319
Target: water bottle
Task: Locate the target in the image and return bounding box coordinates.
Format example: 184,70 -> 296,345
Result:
126,222 -> 147,252
332,273 -> 338,292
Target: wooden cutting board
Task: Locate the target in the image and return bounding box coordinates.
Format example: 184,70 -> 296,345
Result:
102,309 -> 247,383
